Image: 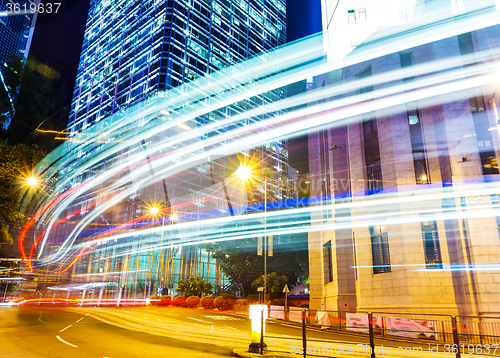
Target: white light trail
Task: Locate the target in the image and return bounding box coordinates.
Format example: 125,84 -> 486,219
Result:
21,2 -> 500,271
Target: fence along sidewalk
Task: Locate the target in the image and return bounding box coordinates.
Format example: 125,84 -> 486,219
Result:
265,307 -> 500,358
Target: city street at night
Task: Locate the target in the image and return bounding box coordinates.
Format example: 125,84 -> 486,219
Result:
2,0 -> 500,356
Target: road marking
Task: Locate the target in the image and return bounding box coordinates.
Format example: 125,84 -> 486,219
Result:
85,313 -> 89,317
56,335 -> 78,348
187,317 -> 212,324
76,317 -> 85,323
162,312 -> 179,316
156,318 -> 162,322
59,325 -> 72,332
204,315 -> 245,321
223,325 -> 238,331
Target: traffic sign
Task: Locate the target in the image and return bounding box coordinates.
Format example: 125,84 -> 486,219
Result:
283,284 -> 289,293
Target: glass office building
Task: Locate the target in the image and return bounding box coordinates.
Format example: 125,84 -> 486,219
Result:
0,0 -> 39,129
49,0 -> 290,299
68,0 -> 286,133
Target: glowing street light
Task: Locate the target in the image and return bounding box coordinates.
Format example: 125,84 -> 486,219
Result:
236,165 -> 252,181
26,176 -> 38,187
149,206 -> 160,216
170,213 -> 178,221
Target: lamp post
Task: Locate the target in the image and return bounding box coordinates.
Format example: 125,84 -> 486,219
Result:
236,163 -> 271,304
149,206 -> 178,298
166,212 -> 177,298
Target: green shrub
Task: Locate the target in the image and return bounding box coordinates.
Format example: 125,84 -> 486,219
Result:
159,296 -> 171,306
186,296 -> 200,307
217,292 -> 236,299
214,295 -> 235,310
200,297 -> 215,309
246,294 -> 260,301
172,296 -> 186,307
234,298 -> 252,311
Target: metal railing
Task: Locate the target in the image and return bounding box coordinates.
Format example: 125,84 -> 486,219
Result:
263,307 -> 500,357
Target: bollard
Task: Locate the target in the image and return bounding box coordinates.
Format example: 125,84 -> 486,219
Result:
368,313 -> 376,358
302,309 -> 307,358
249,305 -> 268,353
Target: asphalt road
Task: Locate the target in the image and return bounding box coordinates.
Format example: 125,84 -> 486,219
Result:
140,305 -> 372,344
0,307 -> 235,358
0,305 -> 446,358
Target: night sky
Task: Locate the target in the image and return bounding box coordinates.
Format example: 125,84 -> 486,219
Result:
28,0 -> 322,173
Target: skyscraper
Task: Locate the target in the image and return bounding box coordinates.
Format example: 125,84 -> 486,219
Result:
68,0 -> 286,134
42,0 -> 291,298
0,0 -> 39,129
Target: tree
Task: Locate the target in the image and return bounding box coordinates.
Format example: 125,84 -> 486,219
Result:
0,143 -> 45,253
204,235 -> 308,297
252,272 -> 288,295
205,238 -> 264,296
177,277 -> 213,297
0,55 -> 68,151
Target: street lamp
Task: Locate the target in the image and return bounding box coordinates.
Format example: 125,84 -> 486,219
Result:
26,176 -> 38,187
149,206 -> 160,216
236,163 -> 270,304
236,165 -> 252,181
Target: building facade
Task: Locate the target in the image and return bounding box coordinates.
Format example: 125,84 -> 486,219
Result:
308,0 -> 500,316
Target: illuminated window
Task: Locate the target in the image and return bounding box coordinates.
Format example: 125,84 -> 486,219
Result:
407,102 -> 429,184
458,32 -> 474,56
399,52 -> 414,84
421,221 -> 442,269
347,9 -> 356,25
470,95 -> 485,112
323,241 -> 333,284
358,8 -> 367,23
370,226 -> 391,274
357,65 -> 373,94
471,92 -> 499,175
362,112 -> 383,194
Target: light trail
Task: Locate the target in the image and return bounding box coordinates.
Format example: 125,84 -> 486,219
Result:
43,178 -> 500,268
20,2 -> 500,272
